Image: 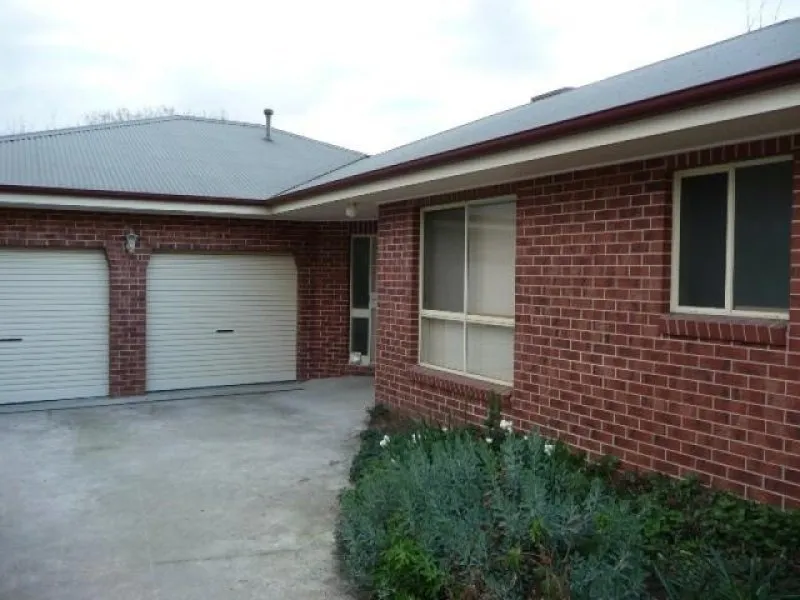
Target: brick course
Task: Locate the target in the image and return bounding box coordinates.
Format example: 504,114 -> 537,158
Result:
375,134 -> 800,508
0,209 -> 375,395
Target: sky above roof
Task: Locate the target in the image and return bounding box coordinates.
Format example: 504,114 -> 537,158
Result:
2,0 -> 799,155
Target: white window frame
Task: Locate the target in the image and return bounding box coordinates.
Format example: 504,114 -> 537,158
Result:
350,234 -> 377,365
418,195 -> 516,385
671,155 -> 792,320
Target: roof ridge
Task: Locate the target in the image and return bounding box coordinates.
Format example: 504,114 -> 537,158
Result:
0,113 -> 367,156
175,116 -> 367,156
270,125 -> 368,157
0,116 -> 184,144
272,154 -> 371,197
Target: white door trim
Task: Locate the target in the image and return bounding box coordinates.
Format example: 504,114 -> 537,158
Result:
350,235 -> 376,366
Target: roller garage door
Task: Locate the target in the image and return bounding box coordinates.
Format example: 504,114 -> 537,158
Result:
0,249 -> 109,404
146,254 -> 297,391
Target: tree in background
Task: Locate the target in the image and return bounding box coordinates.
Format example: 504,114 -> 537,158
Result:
82,106 -> 228,125
745,0 -> 784,31
2,106 -> 228,135
81,105 -> 176,125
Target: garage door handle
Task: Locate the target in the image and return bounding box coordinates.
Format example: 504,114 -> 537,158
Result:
215,329 -> 235,334
0,337 -> 22,343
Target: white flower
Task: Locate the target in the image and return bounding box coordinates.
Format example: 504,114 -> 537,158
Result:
523,435 -> 529,441
441,426 -> 448,432
411,433 -> 418,443
544,443 -> 555,456
485,437 -> 494,444
379,435 -> 390,448
499,419 -> 513,432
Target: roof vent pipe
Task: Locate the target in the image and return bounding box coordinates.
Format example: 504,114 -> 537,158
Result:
263,108 -> 274,141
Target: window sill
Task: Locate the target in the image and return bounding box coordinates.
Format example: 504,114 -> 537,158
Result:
660,314 -> 787,347
408,365 -> 512,401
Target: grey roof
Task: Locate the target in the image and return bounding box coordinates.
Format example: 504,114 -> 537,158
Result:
0,116 -> 366,201
286,17 -> 800,194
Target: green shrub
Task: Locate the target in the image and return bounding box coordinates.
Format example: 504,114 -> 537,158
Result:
340,405 -> 800,599
615,473 -> 800,564
349,428 -> 385,483
337,427 -> 648,599
373,515 -> 447,599
654,549 -> 800,599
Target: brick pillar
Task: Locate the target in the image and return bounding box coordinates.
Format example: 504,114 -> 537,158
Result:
375,202 -> 420,405
106,233 -> 150,396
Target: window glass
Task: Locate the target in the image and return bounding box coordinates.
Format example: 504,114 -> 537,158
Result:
468,202 -> 516,317
733,162 -> 792,311
421,318 -> 463,371
351,237 -> 371,309
466,323 -> 514,382
350,317 -> 369,355
422,208 -> 465,312
678,173 -> 728,308
420,199 -> 516,382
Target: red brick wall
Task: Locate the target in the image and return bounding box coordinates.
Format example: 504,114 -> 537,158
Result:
303,219 -> 377,377
375,135 -> 800,509
0,209 -> 375,395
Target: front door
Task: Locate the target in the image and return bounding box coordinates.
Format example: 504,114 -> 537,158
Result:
350,235 -> 377,366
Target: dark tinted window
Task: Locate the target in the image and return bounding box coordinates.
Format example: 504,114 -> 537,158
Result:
351,237 -> 371,309
678,173 -> 728,308
423,208 -> 465,312
733,162 -> 792,311
350,317 -> 369,354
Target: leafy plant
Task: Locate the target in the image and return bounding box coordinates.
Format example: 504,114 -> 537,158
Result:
339,404 -> 800,599
337,426 -> 647,599
654,549 -> 800,600
349,428 -> 385,483
373,515 -> 447,599
481,392 -> 516,450
615,472 -> 800,565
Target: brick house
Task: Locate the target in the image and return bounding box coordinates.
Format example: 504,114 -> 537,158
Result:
271,20 -> 800,508
0,117 -> 376,399
2,20 -> 800,507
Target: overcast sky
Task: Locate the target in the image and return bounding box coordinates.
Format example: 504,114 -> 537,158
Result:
2,0 -> 798,153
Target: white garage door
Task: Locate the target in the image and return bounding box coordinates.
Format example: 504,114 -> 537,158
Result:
147,254 -> 297,391
0,249 -> 109,404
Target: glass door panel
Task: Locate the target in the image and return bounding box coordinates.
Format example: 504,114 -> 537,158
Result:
350,236 -> 375,365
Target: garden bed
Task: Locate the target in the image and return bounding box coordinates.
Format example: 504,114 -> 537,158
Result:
336,401 -> 800,599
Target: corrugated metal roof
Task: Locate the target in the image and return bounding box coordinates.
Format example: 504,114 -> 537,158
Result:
0,116 -> 366,201
286,17 -> 800,194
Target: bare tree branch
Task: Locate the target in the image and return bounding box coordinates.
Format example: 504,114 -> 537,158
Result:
745,0 -> 783,31
774,0 -> 784,22
1,117 -> 35,135
82,105 -> 177,125
80,106 -> 231,126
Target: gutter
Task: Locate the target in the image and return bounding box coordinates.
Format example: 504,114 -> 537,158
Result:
268,59 -> 800,205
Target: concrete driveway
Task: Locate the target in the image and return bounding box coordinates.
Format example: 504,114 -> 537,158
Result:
0,377 -> 371,600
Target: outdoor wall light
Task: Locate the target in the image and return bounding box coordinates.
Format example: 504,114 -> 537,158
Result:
345,202 -> 358,219
124,231 -> 139,254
